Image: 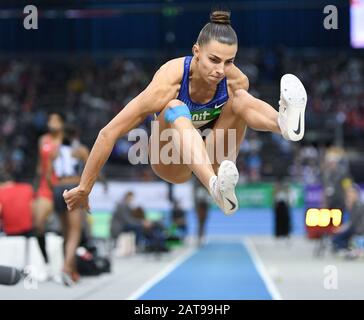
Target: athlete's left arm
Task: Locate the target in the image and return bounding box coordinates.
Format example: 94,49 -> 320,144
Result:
229,66 -> 281,133
74,145 -> 108,193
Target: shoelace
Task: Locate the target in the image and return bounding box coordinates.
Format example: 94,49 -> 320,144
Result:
278,94 -> 287,112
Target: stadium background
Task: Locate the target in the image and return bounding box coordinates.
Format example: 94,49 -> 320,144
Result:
1,0 -> 364,300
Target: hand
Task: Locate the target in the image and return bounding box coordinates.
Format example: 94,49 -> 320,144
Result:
63,186 -> 90,213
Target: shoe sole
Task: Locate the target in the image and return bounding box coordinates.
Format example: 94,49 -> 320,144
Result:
281,74 -> 307,141
218,160 -> 239,215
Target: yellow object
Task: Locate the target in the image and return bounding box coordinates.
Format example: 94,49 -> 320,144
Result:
306,208 -> 342,227
342,178 -> 352,190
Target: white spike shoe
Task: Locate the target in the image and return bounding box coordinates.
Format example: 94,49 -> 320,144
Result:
209,160 -> 239,215
278,74 -> 307,141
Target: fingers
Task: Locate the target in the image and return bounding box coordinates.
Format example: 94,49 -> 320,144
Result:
62,187 -> 91,213
63,189 -> 73,210
66,199 -> 74,211
63,189 -> 78,211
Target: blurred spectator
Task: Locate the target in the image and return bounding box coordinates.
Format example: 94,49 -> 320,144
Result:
52,125 -> 90,286
321,147 -> 351,211
0,168 -> 33,236
273,179 -> 292,239
133,206 -> 169,253
332,183 -> 364,252
33,112 -> 64,272
110,191 -> 145,244
110,192 -> 168,252
167,199 -> 187,242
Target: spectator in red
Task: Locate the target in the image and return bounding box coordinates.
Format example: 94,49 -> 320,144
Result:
0,169 -> 34,237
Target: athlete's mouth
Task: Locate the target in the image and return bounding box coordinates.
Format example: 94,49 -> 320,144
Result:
210,75 -> 223,80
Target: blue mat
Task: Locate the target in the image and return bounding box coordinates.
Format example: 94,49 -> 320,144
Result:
139,242 -> 272,300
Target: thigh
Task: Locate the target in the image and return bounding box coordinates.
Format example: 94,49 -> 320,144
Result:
33,197 -> 53,226
149,103 -> 192,184
204,98 -> 247,173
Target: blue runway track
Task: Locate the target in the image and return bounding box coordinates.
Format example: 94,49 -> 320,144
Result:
139,242 -> 273,300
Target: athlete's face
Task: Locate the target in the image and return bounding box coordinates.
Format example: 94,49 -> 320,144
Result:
47,114 -> 64,133
193,40 -> 237,84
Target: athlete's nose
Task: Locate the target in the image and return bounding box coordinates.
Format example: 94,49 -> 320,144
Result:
215,68 -> 224,78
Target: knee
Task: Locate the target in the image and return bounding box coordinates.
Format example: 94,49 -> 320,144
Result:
164,100 -> 191,124
165,99 -> 185,108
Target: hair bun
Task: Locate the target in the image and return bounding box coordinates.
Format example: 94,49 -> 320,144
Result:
210,10 -> 231,25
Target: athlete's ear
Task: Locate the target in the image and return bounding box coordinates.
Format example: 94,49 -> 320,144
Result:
192,43 -> 200,60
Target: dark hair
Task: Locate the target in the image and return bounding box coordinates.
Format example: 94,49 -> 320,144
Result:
124,191 -> 134,199
196,10 -> 238,46
0,167 -> 12,183
48,111 -> 66,123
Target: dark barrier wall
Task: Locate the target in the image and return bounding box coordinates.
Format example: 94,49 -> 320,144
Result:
0,0 -> 350,53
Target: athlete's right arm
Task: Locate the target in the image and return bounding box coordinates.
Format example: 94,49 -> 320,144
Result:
63,60 -> 181,211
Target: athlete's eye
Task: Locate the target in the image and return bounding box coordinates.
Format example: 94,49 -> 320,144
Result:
226,60 -> 234,64
209,57 -> 219,63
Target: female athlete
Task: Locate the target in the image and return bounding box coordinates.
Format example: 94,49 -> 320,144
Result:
63,10 -> 307,215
